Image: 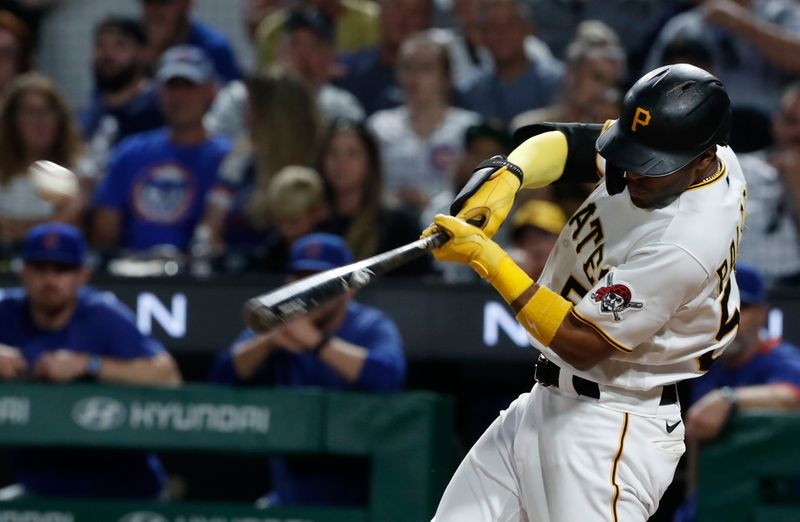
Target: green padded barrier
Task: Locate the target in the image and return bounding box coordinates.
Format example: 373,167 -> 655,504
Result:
0,383 -> 456,521
755,506 -> 800,522
0,383 -> 325,453
324,392 -> 455,522
697,412 -> 800,522
0,498 -> 367,522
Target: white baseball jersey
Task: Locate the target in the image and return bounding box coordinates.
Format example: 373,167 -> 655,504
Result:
434,110 -> 744,521
535,145 -> 747,390
433,144 -> 744,522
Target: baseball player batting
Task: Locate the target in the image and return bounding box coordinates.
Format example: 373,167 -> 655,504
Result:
426,63 -> 745,521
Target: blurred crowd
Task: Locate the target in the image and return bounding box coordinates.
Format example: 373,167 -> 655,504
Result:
3,0 -> 800,513
1,0 -> 800,293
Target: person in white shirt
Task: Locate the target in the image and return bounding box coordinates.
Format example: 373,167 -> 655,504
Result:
737,82 -> 800,284
368,32 -> 479,215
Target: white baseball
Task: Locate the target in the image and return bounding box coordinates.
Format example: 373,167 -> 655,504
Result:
30,160 -> 80,203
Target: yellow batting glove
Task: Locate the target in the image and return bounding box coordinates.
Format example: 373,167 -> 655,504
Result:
450,158 -> 522,239
431,214 -> 505,278
432,215 -> 533,303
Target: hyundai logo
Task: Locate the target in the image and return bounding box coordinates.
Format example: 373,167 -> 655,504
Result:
71,397 -> 126,431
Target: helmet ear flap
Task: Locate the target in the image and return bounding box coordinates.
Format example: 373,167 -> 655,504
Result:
605,162 -> 626,195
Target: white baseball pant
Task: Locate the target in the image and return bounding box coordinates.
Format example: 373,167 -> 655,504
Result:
432,383 -> 685,521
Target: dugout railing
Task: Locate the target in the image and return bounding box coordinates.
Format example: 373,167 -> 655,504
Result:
0,382 -> 456,522
698,411 -> 800,522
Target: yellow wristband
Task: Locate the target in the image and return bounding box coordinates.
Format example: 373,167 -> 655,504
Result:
515,286 -> 572,345
486,256 -> 534,304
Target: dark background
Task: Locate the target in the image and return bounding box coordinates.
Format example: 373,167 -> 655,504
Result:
3,274 -> 799,519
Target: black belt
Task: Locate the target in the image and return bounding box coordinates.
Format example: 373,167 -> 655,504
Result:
534,355 -> 677,405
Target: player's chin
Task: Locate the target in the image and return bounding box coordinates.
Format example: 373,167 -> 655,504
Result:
628,193 -> 652,209
628,190 -> 672,210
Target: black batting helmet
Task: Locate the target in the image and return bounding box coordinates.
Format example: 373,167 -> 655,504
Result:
596,63 -> 731,177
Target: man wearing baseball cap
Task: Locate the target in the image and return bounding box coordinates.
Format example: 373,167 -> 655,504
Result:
0,223 -> 181,498
685,262 -> 800,442
212,232 -> 406,507
508,200 -> 567,280
672,262 -> 800,521
92,45 -> 231,257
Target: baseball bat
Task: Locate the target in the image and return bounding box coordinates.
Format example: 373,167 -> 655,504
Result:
243,228 -> 455,333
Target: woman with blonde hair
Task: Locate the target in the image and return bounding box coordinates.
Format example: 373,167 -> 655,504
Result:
195,67 -> 325,258
0,72 -> 84,246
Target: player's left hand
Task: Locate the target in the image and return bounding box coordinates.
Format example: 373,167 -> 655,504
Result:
430,214 -> 509,280
684,389 -> 735,441
451,157 -> 522,238
33,350 -> 90,383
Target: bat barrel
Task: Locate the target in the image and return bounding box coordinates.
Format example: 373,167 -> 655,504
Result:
243,299 -> 284,332
242,230 -> 450,333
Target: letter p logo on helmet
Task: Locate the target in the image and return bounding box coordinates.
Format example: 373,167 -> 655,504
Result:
631,107 -> 651,132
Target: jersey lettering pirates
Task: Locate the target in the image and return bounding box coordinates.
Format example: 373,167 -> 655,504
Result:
535,145 -> 746,391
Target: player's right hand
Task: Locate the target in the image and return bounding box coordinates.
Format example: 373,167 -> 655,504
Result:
0,344 -> 28,380
431,214 -> 509,280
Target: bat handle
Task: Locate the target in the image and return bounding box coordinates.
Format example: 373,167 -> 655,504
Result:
424,215 -> 487,250
426,230 -> 451,249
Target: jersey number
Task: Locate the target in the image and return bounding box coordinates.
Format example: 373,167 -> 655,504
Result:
560,275 -> 589,304
697,276 -> 740,372
715,275 -> 740,342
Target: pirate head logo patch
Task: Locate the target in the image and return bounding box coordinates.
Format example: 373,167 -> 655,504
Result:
591,272 -> 644,321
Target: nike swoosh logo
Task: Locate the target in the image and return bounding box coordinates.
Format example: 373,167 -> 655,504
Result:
666,420 -> 682,433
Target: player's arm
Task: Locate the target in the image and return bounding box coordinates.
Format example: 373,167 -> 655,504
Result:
0,344 -> 28,380
686,383 -> 800,441
511,283 -> 617,371
445,123 -> 604,238
278,315 -> 405,391
33,350 -> 181,386
729,383 -> 800,409
92,353 -> 182,387
209,330 -> 276,384
703,1 -> 800,75
94,302 -> 182,386
432,215 -> 617,371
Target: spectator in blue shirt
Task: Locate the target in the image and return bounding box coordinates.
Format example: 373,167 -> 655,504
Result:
461,0 -> 563,126
337,0 -> 433,115
140,0 -> 241,83
80,16 -> 165,149
91,45 -> 230,257
685,263 -> 800,440
0,223 -> 182,499
673,262 -> 800,522
211,233 -> 406,506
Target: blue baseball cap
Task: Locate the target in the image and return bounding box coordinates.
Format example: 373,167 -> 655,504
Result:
289,233 -> 353,273
735,262 -> 765,306
156,45 -> 216,85
22,223 -> 86,267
